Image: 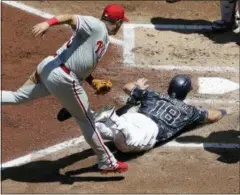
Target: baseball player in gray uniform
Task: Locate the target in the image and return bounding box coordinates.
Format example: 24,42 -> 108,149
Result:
2,4 -> 129,174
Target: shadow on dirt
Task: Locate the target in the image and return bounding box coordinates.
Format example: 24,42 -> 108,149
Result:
151,17 -> 240,45
175,129 -> 240,164
63,142 -> 146,177
2,129 -> 239,184
1,144 -> 125,184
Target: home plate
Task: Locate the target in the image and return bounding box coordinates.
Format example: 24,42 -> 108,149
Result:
198,77 -> 239,95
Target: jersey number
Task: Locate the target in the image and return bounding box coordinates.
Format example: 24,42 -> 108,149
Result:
150,100 -> 181,125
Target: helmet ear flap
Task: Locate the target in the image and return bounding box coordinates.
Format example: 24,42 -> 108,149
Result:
168,74 -> 192,101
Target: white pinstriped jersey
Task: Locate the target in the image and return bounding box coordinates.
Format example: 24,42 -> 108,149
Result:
56,15 -> 109,80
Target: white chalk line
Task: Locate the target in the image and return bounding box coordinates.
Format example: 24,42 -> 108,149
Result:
3,1 -> 54,18
163,141 -> 240,149
123,25 -> 135,64
1,136 -> 85,169
128,64 -> 239,73
125,23 -> 213,30
2,1 -> 239,170
2,135 -> 240,169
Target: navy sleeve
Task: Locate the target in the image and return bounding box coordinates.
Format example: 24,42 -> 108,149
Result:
130,87 -> 146,101
189,106 -> 208,124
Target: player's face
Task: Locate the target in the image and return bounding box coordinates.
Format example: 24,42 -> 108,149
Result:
105,19 -> 123,35
111,20 -> 123,35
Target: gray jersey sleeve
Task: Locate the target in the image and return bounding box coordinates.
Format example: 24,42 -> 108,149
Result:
73,15 -> 93,35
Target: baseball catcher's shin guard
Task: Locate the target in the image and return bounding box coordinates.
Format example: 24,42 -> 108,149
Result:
57,108 -> 72,122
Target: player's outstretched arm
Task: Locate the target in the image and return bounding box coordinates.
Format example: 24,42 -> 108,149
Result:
32,15 -> 77,37
204,109 -> 227,123
123,82 -> 136,95
206,105 -> 239,123
123,78 -> 149,95
202,106 -> 239,124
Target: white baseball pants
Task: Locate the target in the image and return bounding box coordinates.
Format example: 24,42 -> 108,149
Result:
96,111 -> 159,153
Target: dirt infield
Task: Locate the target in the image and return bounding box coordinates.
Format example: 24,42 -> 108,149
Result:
1,1 -> 239,194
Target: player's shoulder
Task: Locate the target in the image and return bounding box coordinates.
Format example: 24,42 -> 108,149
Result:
145,90 -> 164,98
75,15 -> 102,28
82,16 -> 105,28
82,15 -> 100,22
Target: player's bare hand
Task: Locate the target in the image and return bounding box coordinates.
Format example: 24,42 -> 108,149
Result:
134,78 -> 149,90
32,22 -> 50,37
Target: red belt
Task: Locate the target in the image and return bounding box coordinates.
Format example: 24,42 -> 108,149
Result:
60,64 -> 71,74
53,53 -> 71,75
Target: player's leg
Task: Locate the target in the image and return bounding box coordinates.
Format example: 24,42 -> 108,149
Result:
41,67 -> 127,172
94,109 -> 159,153
220,0 -> 236,24
94,107 -> 122,140
64,91 -> 122,171
95,122 -> 115,140
1,71 -> 50,105
212,0 -> 237,32
114,113 -> 159,153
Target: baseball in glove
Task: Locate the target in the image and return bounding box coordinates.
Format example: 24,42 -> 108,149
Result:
92,79 -> 113,94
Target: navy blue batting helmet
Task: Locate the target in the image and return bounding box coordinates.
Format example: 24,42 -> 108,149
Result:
168,74 -> 192,100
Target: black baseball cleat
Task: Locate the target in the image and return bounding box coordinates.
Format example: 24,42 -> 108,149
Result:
57,108 -> 72,122
165,0 -> 181,3
211,20 -> 237,33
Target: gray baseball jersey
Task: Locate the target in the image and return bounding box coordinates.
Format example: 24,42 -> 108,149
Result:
56,15 -> 110,80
